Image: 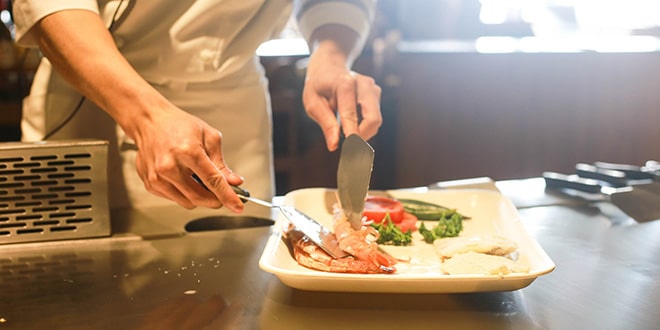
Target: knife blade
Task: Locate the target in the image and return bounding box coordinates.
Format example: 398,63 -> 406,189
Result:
337,134 -> 375,230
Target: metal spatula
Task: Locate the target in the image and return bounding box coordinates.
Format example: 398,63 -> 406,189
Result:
231,186 -> 349,258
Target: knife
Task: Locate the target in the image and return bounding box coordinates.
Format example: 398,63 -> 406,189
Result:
337,134 -> 375,230
543,171 -> 660,222
579,162 -> 660,195
592,161 -> 659,181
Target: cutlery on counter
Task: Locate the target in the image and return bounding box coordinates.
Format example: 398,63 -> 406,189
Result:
543,161 -> 660,222
581,162 -> 660,196
592,161 -> 660,181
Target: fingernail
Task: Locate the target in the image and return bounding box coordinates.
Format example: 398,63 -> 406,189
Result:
229,173 -> 244,182
233,203 -> 245,213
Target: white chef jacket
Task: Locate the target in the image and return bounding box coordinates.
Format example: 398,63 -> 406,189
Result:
12,0 -> 375,209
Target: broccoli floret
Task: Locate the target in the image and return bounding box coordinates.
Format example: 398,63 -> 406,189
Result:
371,214 -> 413,246
418,209 -> 464,243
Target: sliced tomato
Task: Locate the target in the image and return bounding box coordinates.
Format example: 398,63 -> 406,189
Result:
397,212 -> 418,233
363,195 -> 405,223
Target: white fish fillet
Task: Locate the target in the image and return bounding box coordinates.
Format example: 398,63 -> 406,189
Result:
433,235 -> 518,259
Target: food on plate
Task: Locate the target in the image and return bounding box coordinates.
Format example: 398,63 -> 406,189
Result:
366,196 -> 470,245
363,195 -> 405,222
282,193 -> 521,276
282,206 -> 398,274
436,235 -> 528,276
440,252 -> 530,275
370,216 -> 413,246
418,209 -> 466,243
364,195 -> 416,245
433,235 -> 519,259
398,198 -> 470,220
284,226 -> 395,274
332,206 -> 398,270
363,196 -> 418,232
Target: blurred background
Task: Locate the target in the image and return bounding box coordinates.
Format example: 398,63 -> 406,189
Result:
2,0 -> 660,195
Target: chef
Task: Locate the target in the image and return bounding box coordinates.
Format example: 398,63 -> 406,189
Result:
11,0 -> 382,212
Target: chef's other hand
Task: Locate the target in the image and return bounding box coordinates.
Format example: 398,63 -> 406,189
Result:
129,105 -> 245,211
303,27 -> 382,151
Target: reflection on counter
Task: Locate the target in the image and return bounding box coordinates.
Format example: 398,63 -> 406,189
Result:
0,222 -> 273,329
185,215 -> 274,232
259,280 -> 542,330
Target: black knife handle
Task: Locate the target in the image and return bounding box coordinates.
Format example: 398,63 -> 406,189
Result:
231,185 -> 250,199
575,163 -> 628,187
543,171 -> 602,194
192,173 -> 251,202
593,161 -> 657,180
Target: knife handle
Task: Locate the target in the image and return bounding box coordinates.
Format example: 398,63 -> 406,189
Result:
231,185 -> 251,199
543,171 -> 602,194
192,173 -> 251,201
593,161 -> 658,180
575,163 -> 628,187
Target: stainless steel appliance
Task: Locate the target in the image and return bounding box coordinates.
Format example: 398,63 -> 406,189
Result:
0,140 -> 111,244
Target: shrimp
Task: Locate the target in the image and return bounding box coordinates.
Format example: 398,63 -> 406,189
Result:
284,226 -> 394,274
332,206 -> 398,268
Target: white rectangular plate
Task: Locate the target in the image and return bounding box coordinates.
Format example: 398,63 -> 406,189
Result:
258,188 -> 555,293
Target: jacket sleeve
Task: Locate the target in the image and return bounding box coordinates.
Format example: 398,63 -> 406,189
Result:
294,0 -> 376,48
12,0 -> 100,46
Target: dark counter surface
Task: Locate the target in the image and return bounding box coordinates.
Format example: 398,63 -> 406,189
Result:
1,178 -> 658,329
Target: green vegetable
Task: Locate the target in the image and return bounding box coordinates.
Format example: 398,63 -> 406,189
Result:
417,209 -> 465,243
399,199 -> 470,220
371,214 -> 413,246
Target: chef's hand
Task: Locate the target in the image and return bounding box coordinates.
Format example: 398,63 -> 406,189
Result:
129,105 -> 245,211
30,10 -> 245,211
303,26 -> 382,151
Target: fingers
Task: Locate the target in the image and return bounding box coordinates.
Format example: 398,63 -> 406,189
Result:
134,127 -> 245,212
354,74 -> 382,140
303,92 -> 342,151
204,130 -> 244,186
304,71 -> 383,151
333,73 -> 382,143
335,74 -> 359,138
136,152 -> 198,209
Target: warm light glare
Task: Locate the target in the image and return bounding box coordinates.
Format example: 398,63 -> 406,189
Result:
481,0 -> 660,36
0,10 -> 11,24
256,38 -> 310,57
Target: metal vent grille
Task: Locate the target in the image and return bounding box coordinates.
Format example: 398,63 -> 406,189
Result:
0,140 -> 110,244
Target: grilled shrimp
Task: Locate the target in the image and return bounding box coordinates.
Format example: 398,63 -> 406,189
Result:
332,207 -> 398,268
285,227 -> 394,274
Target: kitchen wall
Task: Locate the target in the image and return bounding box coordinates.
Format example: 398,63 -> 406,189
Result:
389,48 -> 660,188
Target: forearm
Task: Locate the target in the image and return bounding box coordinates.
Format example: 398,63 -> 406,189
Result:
33,9 -> 167,138
308,24 -> 362,68
295,0 -> 375,68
